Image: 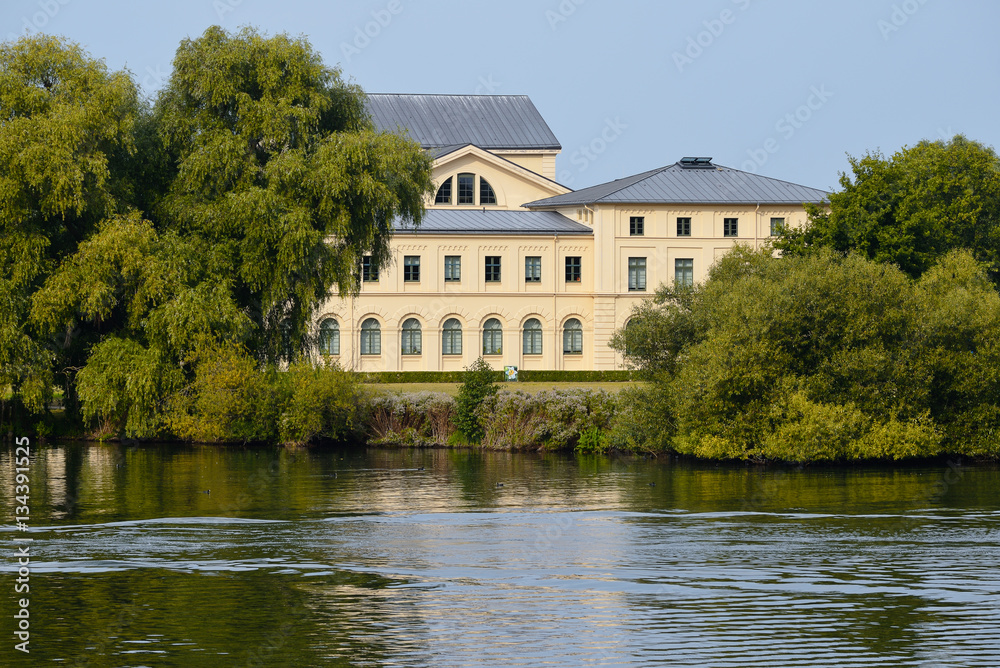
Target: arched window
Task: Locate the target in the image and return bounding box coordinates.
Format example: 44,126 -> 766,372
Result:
480,177 -> 497,205
435,177 -> 452,204
522,318 -> 542,355
457,173 -> 475,205
442,318 -> 463,356
482,318 -> 503,355
624,319 -> 637,356
319,318 -> 340,356
360,318 -> 381,355
401,318 -> 422,356
563,318 -> 583,355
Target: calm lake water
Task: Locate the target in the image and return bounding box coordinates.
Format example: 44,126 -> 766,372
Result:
2,442 -> 999,667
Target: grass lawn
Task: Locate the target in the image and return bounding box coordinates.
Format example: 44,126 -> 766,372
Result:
370,381 -> 645,397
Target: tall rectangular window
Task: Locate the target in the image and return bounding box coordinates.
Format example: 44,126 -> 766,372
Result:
457,173 -> 475,205
565,256 -> 581,282
628,257 -> 646,291
525,256 -> 541,283
630,216 -> 644,236
485,256 -> 501,282
403,255 -> 420,282
724,217 -> 738,237
675,258 -> 693,287
361,256 -> 378,282
677,217 -> 691,237
444,255 -> 461,282
770,217 -> 785,236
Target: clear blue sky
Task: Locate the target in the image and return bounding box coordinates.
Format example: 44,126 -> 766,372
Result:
5,0 -> 997,193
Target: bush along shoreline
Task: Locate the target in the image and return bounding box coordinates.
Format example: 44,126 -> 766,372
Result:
14,350 -> 998,463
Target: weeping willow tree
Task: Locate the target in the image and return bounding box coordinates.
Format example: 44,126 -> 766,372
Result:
152,26 -> 433,363
16,26 -> 433,437
0,34 -> 140,424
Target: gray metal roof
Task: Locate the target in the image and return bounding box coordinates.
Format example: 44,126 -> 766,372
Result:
367,94 -> 562,151
395,209 -> 591,236
524,161 -> 830,207
427,144 -> 469,160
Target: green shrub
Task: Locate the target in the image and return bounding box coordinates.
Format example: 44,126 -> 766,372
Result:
455,357 -> 498,442
606,383 -> 675,454
166,344 -> 278,443
278,361 -> 367,445
359,369 -> 637,384
576,426 -> 609,454
361,371 -> 476,384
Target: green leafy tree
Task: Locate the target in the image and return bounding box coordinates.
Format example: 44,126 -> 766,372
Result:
32,212 -> 253,436
154,26 -> 433,364
26,26 -> 433,437
0,34 -> 140,421
612,245 -> 1000,461
455,357 -> 499,443
777,135 -> 1000,280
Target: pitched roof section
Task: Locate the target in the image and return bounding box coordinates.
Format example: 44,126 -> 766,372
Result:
367,94 -> 562,151
395,209 -> 590,236
524,160 -> 830,207
427,144 -> 469,160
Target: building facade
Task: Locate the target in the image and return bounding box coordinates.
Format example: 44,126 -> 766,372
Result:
315,95 -> 829,372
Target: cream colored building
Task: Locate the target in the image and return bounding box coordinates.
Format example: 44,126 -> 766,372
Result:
316,95 -> 828,372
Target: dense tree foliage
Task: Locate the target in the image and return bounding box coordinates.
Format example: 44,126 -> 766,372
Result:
1,28 -> 432,437
777,135 -> 1000,281
0,34 -> 141,420
154,26 -> 432,363
613,246 -> 1000,461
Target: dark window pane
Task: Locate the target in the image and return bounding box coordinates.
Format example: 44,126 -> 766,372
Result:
435,177 -> 452,205
458,173 -> 475,205
403,255 -> 420,282
362,256 -> 379,282
565,256 -> 581,282
485,256 -> 501,282
480,178 -> 496,205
